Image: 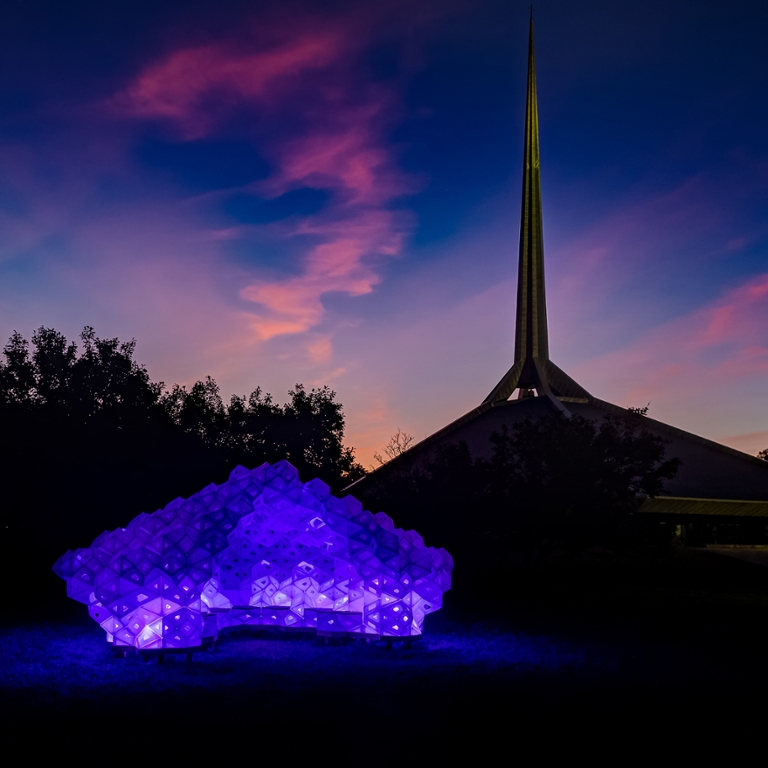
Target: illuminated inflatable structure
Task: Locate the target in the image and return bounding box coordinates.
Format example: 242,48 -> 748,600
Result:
53,461 -> 453,651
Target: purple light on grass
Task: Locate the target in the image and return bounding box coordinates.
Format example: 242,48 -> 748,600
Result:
53,461 -> 453,650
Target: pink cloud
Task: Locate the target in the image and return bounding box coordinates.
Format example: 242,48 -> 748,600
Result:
569,272 -> 768,441
543,170 -> 768,372
241,210 -> 411,341
109,33 -> 343,138
550,177 -> 723,302
234,89 -> 415,343
259,95 -> 419,206
235,92 -> 416,348
594,273 -> 768,382
307,335 -> 332,363
720,429 -> 768,457
689,275 -> 768,352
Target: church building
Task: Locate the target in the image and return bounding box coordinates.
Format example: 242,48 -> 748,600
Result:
348,17 -> 768,544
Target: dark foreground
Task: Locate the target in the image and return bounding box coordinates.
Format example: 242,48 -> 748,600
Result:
3,548 -> 768,758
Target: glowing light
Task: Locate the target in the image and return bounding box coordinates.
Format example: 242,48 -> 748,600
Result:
53,461 -> 453,650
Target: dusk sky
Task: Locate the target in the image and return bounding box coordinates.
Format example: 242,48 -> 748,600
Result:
1,0 -> 767,467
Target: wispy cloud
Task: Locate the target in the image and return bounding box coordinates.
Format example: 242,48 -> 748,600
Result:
258,93 -> 418,206
720,429 -> 768,457
108,32 -> 343,138
241,209 -> 411,342
541,166 -> 768,375
571,272 -> 768,440
237,83 -> 418,346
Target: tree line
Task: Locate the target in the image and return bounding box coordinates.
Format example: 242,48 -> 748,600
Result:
0,326 -> 365,565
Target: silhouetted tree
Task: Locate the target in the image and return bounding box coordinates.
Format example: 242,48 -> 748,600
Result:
480,409 -> 680,556
163,376 -> 226,447
373,429 -> 415,466
0,326 -> 364,589
1,326 -> 164,418
0,331 -> 36,404
219,383 -> 364,488
359,407 -> 680,565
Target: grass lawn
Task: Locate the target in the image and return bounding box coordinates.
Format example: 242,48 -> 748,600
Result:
2,547 -> 768,758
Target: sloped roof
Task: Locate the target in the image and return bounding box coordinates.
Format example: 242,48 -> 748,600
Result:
347,396 -> 768,506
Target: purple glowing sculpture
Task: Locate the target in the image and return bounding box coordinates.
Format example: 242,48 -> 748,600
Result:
53,461 -> 452,650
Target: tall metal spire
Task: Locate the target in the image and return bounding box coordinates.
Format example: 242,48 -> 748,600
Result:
483,14 -> 590,407
516,13 -> 548,365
